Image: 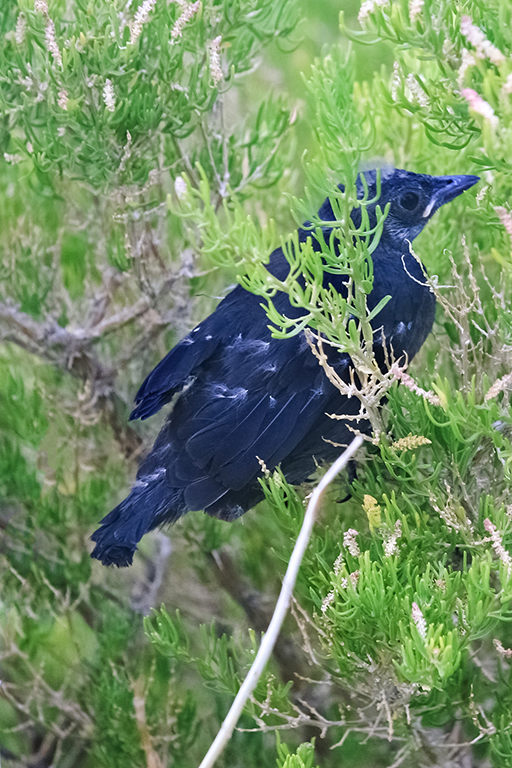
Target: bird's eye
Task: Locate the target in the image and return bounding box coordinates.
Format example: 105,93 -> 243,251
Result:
399,191 -> 420,211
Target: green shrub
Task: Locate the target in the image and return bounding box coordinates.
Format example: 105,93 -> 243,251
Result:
1,0 -> 512,766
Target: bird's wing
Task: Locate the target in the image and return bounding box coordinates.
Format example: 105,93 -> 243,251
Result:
160,328 -> 343,511
130,287 -> 257,421
130,331 -> 220,421
130,238 -> 348,422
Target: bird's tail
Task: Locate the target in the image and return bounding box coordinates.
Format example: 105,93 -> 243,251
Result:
90,472 -> 183,567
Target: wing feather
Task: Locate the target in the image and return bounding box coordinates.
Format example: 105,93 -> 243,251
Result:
128,251 -> 353,512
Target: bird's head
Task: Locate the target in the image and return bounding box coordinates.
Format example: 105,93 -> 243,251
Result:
319,168 -> 480,250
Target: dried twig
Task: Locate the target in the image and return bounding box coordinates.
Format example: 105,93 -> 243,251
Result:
198,435 -> 364,768
0,300 -> 142,458
209,547 -> 307,687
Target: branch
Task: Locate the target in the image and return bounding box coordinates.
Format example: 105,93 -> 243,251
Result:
198,435 -> 364,768
0,301 -> 142,458
0,300 -> 114,382
208,548 -> 308,688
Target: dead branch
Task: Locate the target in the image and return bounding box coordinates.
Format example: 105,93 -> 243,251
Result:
0,300 -> 142,458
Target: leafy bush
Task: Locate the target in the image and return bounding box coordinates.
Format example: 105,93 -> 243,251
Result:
1,0 -> 512,766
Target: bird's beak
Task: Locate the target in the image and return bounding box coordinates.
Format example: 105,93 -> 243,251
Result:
422,174 -> 480,217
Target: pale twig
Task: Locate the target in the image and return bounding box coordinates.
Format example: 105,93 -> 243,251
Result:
132,676 -> 164,768
197,435 -> 363,768
304,330 -> 392,438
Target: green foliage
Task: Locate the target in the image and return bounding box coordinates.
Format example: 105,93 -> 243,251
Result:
277,738 -> 319,768
2,0 -> 298,187
2,0 -> 512,766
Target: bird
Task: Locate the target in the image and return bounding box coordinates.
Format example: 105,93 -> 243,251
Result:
91,168 -> 479,567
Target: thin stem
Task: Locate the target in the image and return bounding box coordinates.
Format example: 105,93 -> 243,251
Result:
198,435 -> 364,768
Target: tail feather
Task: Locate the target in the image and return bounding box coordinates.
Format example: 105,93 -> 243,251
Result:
91,475 -> 185,567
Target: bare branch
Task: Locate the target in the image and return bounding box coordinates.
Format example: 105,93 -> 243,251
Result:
0,300 -> 142,458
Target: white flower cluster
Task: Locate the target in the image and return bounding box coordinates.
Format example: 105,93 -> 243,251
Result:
484,518 -> 512,578
461,88 -> 498,129
35,0 -> 63,68
494,639 -> 512,658
321,591 -> 334,613
171,1 -> 200,43
57,89 -> 68,110
15,13 -> 26,45
358,0 -> 389,23
457,48 -> 477,88
411,602 -> 427,640
460,15 -> 505,66
130,0 -> 157,45
485,370 -> 512,401
4,153 -> 22,164
408,0 -> 424,23
391,364 -> 441,406
383,520 -> 402,557
343,528 -> 360,557
174,176 -> 188,199
103,79 -> 116,112
405,74 -> 428,107
338,570 -> 360,590
209,36 -> 223,85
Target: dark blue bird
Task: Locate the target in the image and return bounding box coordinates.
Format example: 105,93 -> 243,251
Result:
91,169 -> 479,567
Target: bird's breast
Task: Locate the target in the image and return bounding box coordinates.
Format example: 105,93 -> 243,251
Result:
368,253 -> 436,363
